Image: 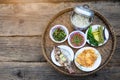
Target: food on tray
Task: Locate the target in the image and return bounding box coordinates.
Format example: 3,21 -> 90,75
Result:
44,4 -> 114,75
68,31 -> 86,48
93,26 -> 104,43
87,26 -> 99,46
71,5 -> 94,30
49,25 -> 69,43
70,32 -> 84,46
54,46 -> 74,73
76,48 -> 97,67
74,47 -> 102,72
54,46 -> 68,65
53,28 -> 66,41
71,14 -> 90,28
87,25 -> 108,46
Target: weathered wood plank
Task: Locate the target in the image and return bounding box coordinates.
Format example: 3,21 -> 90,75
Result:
0,0 -> 117,3
0,36 -> 119,63
0,62 -> 119,80
0,36 -> 46,62
0,2 -> 119,36
0,1 -> 119,80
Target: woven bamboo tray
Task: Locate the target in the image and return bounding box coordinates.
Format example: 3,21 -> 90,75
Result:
42,8 -> 116,76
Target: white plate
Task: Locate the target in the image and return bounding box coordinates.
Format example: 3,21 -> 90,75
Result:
74,47 -> 102,72
86,25 -> 109,46
51,45 -> 74,66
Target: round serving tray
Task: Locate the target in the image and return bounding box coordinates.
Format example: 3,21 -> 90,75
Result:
42,8 -> 116,76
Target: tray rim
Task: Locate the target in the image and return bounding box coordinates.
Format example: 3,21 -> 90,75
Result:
41,8 -> 116,76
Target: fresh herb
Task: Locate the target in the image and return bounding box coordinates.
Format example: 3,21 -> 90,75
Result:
87,26 -> 99,46
53,28 -> 66,41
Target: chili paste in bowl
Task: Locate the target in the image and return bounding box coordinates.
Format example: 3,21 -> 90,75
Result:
68,31 -> 86,48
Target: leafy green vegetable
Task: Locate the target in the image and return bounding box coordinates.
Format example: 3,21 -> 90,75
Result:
87,26 -> 99,46
53,28 -> 66,41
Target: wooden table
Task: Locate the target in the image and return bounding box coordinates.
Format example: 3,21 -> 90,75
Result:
0,0 -> 119,80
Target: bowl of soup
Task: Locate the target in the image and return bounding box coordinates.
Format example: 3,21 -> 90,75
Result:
68,31 -> 86,48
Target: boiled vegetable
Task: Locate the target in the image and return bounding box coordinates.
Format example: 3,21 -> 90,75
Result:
53,28 -> 66,41
87,26 -> 99,46
92,29 -> 99,42
98,26 -> 104,43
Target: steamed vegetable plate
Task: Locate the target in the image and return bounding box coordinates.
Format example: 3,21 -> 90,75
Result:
53,28 -> 66,41
87,26 -> 105,46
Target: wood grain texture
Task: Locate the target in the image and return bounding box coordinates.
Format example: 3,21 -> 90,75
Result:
0,62 -> 119,80
0,37 -> 46,62
0,2 -> 119,36
0,36 -> 119,63
0,0 -> 117,3
0,1 -> 119,79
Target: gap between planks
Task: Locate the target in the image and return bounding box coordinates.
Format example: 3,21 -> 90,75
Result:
0,35 -> 42,37
0,36 -> 119,63
0,62 -> 119,80
0,2 -> 119,36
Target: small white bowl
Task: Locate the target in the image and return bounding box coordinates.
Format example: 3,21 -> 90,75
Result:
68,31 -> 86,48
49,25 -> 69,43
